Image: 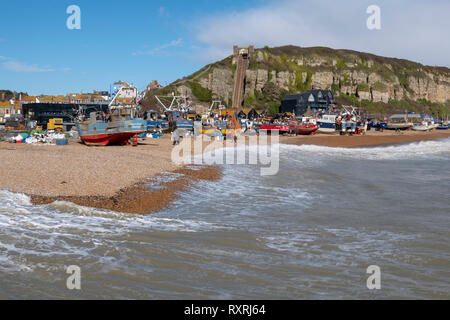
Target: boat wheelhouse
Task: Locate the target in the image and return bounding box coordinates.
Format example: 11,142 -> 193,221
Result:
317,115 -> 337,133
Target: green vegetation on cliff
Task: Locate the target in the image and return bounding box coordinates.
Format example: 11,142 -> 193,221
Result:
143,45 -> 450,117
186,81 -> 212,102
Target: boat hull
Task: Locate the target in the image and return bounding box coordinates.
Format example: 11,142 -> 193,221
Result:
412,126 -> 432,132
437,126 -> 449,130
80,132 -> 141,146
259,125 -> 290,133
387,123 -> 413,130
317,121 -> 336,133
289,125 -> 318,135
77,119 -> 147,146
176,120 -> 194,130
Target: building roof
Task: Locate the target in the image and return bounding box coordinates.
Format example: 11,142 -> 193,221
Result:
283,90 -> 335,104
21,96 -> 37,102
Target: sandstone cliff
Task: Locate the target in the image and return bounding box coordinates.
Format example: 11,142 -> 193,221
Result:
151,46 -> 450,115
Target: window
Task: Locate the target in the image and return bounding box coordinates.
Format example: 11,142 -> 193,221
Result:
308,94 -> 315,103
318,91 -> 323,99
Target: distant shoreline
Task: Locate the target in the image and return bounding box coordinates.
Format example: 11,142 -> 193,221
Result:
279,130 -> 450,148
1,130 -> 449,214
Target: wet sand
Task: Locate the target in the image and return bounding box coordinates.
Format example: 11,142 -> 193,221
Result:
1,130 -> 449,214
31,166 -> 222,215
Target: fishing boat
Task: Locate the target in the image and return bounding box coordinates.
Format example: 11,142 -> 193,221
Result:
437,119 -> 449,130
145,110 -> 167,132
155,95 -> 195,132
77,114 -> 147,146
368,121 -> 388,131
288,117 -> 318,135
412,121 -> 434,132
340,120 -> 357,135
77,83 -> 147,146
387,114 -> 413,130
259,124 -> 290,134
337,107 -> 359,135
317,115 -> 337,133
176,120 -> 194,130
437,116 -> 449,130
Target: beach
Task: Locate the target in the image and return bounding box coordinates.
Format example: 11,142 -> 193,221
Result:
1,132 -> 449,299
0,130 -> 449,214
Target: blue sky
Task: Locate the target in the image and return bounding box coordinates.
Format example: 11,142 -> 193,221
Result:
0,0 -> 449,95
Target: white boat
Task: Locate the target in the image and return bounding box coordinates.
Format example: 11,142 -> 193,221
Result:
412,123 -> 432,131
317,115 -> 337,133
431,123 -> 440,130
387,114 -> 414,130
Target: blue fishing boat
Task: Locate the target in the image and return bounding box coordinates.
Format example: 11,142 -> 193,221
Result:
176,120 -> 194,130
317,115 -> 337,133
77,83 -> 147,146
437,117 -> 449,130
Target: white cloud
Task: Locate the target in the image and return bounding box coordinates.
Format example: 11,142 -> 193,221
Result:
193,0 -> 450,67
133,38 -> 183,56
0,56 -> 7,60
3,60 -> 54,72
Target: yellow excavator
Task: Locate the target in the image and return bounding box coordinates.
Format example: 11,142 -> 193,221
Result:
47,118 -> 64,132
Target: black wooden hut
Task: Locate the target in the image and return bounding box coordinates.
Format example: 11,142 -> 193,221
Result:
280,90 -> 335,116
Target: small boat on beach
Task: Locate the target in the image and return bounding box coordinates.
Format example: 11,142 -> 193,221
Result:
336,107 -> 359,135
387,123 -> 413,130
77,116 -> 147,146
317,115 -> 337,133
288,117 -> 318,135
257,116 -> 290,134
437,122 -> 449,130
259,124 -> 290,134
412,121 -> 435,132
368,121 -> 388,131
437,117 -> 449,130
387,114 -> 414,130
77,83 -> 147,146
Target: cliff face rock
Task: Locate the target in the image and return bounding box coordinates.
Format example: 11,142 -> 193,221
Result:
198,68 -> 233,102
311,71 -> 334,90
172,46 -> 450,108
245,69 -> 269,96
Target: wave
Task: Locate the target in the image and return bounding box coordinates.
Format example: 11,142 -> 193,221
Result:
0,189 -> 230,273
280,138 -> 450,161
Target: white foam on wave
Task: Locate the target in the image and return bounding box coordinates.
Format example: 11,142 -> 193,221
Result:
0,189 -> 229,273
280,138 -> 450,161
261,227 -> 420,268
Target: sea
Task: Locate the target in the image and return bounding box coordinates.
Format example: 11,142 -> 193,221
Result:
0,138 -> 449,299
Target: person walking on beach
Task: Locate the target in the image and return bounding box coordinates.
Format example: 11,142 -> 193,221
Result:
171,129 -> 180,146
